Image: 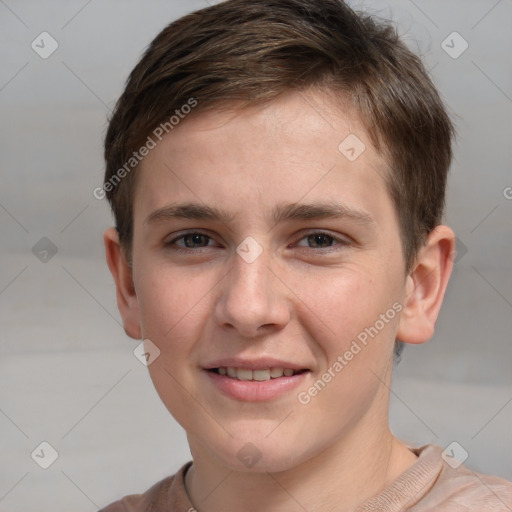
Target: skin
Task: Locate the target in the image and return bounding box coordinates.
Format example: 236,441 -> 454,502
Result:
105,88 -> 455,511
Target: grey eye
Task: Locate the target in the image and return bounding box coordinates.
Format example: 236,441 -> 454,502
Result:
181,234 -> 210,247
306,233 -> 335,248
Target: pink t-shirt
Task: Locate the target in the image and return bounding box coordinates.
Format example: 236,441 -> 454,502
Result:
99,444 -> 512,511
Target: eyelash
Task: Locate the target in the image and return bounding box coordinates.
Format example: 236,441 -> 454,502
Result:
165,231 -> 350,254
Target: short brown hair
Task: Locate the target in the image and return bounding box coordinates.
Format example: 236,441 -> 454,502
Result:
103,0 -> 454,271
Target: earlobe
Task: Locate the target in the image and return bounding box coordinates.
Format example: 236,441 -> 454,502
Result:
104,227 -> 142,340
396,225 -> 455,345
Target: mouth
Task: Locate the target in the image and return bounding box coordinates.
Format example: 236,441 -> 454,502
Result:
203,362 -> 311,402
208,367 -> 309,381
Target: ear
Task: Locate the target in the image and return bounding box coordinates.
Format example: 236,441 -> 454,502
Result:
104,227 -> 142,340
396,225 -> 455,345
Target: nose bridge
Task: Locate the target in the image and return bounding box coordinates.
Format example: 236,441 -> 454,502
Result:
233,247 -> 271,299
214,242 -> 290,335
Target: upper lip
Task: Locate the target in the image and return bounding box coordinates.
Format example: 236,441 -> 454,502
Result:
203,358 -> 310,371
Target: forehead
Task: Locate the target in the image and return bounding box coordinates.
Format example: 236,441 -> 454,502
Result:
134,89 -> 394,227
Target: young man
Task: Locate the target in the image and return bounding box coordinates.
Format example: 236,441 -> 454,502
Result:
100,0 -> 512,510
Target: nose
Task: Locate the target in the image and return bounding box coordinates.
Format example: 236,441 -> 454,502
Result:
213,247 -> 291,338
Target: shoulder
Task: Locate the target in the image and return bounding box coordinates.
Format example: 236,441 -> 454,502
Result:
98,462 -> 193,512
98,476 -> 174,512
413,445 -> 512,512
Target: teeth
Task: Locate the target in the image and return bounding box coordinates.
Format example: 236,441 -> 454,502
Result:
237,368 -> 253,381
216,367 -> 301,380
253,369 -> 271,381
270,367 -> 285,378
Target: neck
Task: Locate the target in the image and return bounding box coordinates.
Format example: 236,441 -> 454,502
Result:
184,421 -> 417,512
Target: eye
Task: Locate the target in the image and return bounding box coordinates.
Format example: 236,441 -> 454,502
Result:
180,233 -> 211,248
303,233 -> 334,248
295,232 -> 349,250
166,232 -> 217,251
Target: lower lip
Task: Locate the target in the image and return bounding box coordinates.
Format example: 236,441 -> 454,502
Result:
204,370 -> 309,402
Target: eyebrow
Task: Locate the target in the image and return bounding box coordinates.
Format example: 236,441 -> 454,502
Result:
272,202 -> 374,226
145,203 -> 236,225
144,201 -> 375,228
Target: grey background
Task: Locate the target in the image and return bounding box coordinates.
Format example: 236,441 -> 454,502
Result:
0,0 -> 511,510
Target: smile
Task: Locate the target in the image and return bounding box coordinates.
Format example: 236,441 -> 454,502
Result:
205,365 -> 310,402
210,367 -> 307,381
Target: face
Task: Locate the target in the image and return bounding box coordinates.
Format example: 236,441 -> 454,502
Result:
129,90 -> 410,472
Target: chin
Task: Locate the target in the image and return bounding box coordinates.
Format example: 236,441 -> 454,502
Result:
204,432 -> 318,474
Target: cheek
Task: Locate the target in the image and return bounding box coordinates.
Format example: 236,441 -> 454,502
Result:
299,268 -> 397,344
135,264 -> 214,347
295,271 -> 400,426
295,264 -> 402,408
135,266 -> 217,428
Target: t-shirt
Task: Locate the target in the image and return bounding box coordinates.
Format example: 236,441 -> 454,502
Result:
99,444 -> 512,511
